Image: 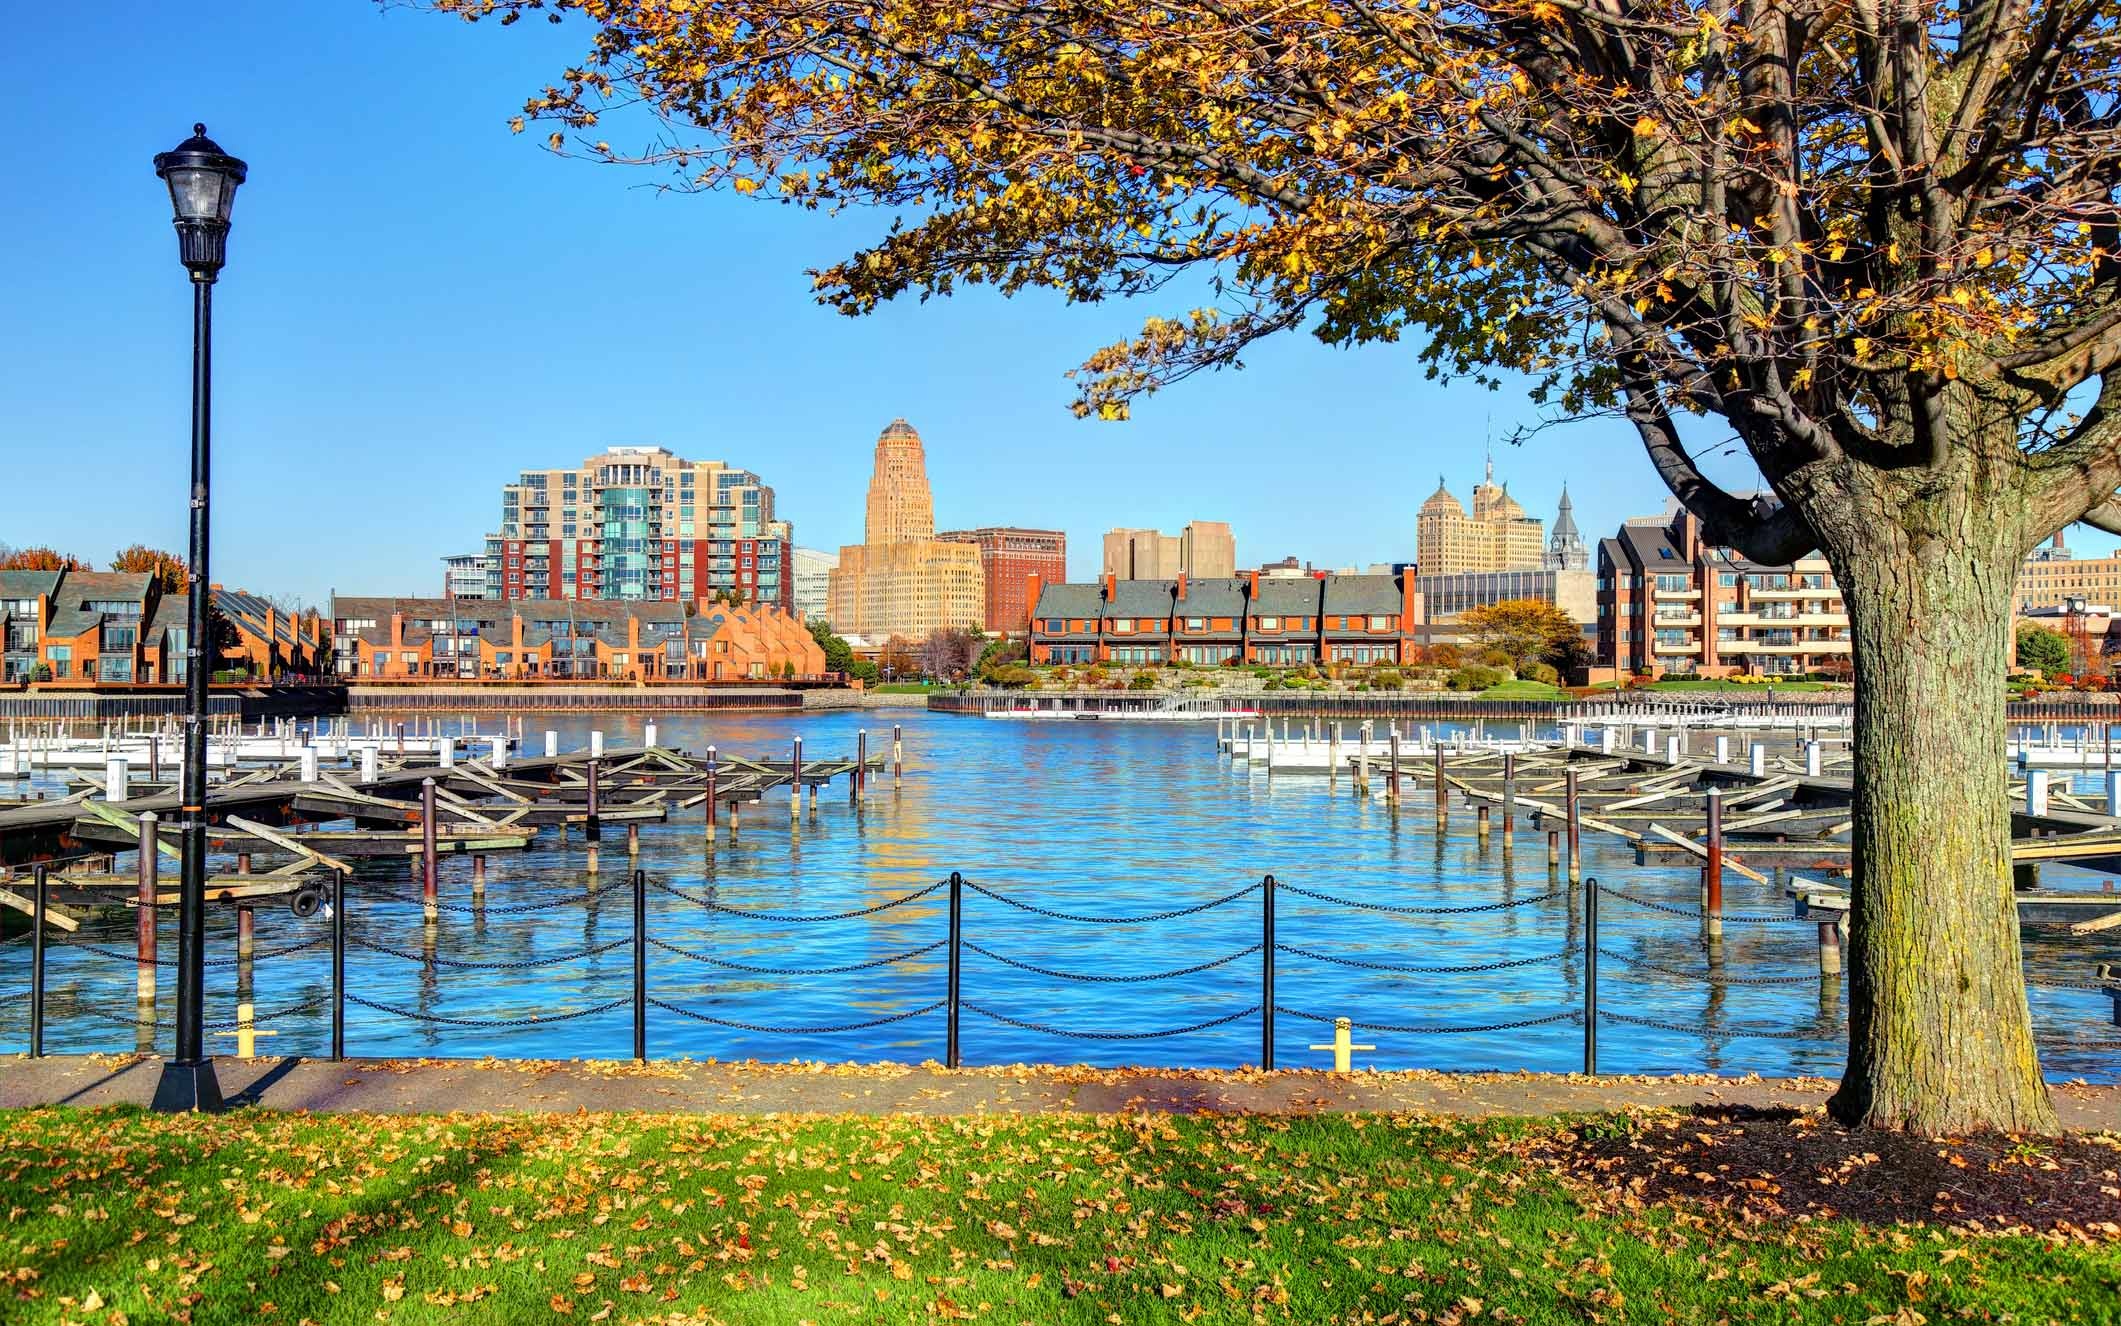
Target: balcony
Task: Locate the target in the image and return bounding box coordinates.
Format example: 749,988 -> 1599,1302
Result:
1650,585 -> 1701,601
1651,612 -> 1701,627
1652,638 -> 1701,654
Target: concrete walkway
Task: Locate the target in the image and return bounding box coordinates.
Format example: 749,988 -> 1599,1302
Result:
5,1055 -> 2120,1125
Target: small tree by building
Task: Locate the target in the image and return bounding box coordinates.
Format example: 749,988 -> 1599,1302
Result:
0,547 -> 90,573
110,545 -> 187,594
2016,625 -> 2071,679
1458,599 -> 1582,677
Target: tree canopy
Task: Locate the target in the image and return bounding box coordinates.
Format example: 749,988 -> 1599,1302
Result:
1458,598 -> 1582,674
110,545 -> 187,594
2015,622 -> 2071,676
439,0 -> 2121,560
0,547 -> 90,573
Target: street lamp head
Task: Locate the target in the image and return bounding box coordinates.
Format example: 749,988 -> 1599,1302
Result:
153,123 -> 247,282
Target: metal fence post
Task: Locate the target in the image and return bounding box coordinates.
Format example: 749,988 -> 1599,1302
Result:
331,869 -> 347,1062
946,871 -> 963,1069
1261,874 -> 1276,1071
1582,875 -> 1598,1076
633,868 -> 647,1063
29,863 -> 47,1059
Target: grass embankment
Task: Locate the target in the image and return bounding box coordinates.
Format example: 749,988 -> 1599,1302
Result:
1582,679 -> 1835,694
1472,679 -> 1569,700
3,1106 -> 2116,1324
869,682 -> 939,694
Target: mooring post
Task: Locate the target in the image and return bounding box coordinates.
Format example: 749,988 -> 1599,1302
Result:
590,729 -> 605,758
1749,742 -> 1767,777
855,729 -> 867,802
1703,788 -> 1724,940
331,871 -> 347,1061
1582,874 -> 1598,1075
106,754 -> 129,803
627,822 -> 640,857
545,729 -> 559,759
586,758 -> 602,843
1547,828 -> 1560,868
790,737 -> 804,820
419,777 -> 439,922
1387,730 -> 1401,805
1715,734 -> 1730,765
706,747 -> 719,830
644,720 -> 658,750
1804,740 -> 1822,777
1502,752 -> 1516,835
632,867 -> 647,1063
1329,722 -> 1341,788
472,853 -> 486,895
893,724 -> 903,784
1433,737 -> 1446,809
29,863 -> 47,1059
2027,768 -> 2050,818
237,903 -> 255,963
1261,874 -> 1277,1071
1818,918 -> 1843,975
945,871 -> 963,1069
438,736 -> 455,769
1476,804 -> 1490,840
124,812 -> 158,975
1565,768 -> 1581,882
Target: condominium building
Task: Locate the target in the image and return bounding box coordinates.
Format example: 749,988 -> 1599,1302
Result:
791,547 -> 839,623
483,445 -> 793,613
1596,508 -> 1851,678
1416,459 -> 1548,574
1418,568 -> 1596,628
828,420 -> 985,638
1101,521 -> 1237,580
441,553 -> 492,600
331,595 -> 824,681
1027,570 -> 1422,666
2017,533 -> 2121,611
937,527 -> 1067,633
1,569 -> 327,684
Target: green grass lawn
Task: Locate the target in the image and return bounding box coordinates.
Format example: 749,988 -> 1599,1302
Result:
2,1106 -> 2113,1325
1475,679 -> 1569,699
1580,678 -> 1837,693
869,681 -> 939,694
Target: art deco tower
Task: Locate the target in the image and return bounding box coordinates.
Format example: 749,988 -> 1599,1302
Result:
864,418 -> 936,545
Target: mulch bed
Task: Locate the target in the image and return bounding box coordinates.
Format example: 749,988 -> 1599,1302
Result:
1528,1106 -> 2121,1237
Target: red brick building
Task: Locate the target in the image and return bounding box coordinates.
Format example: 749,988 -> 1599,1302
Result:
937,527 -> 1066,634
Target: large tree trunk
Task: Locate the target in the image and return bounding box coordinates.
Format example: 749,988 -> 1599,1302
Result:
1817,486 -> 2058,1134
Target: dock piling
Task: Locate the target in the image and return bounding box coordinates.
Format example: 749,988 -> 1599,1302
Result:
893,725 -> 903,784
1260,874 -> 1277,1071
791,737 -> 804,820
1565,768 -> 1581,882
1502,752 -> 1516,834
106,755 -> 129,803
545,730 -> 559,758
421,777 -> 439,922
590,729 -> 605,758
2027,768 -> 2050,817
586,758 -> 602,843
1703,789 -> 1724,940
29,864 -> 46,1059
1817,919 -> 1843,975
136,812 -> 159,1004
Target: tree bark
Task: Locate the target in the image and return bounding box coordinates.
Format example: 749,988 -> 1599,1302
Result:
1817,487 -> 2059,1134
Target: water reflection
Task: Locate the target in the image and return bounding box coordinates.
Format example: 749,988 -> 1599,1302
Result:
1,709 -> 2114,1079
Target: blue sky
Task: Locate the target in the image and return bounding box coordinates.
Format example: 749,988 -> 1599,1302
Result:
5,2 -> 2110,606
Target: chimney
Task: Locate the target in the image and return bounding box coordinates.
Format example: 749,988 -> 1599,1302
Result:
1248,570 -> 1260,596
1176,571 -> 1187,601
1025,572 -> 1044,632
1104,572 -> 1117,601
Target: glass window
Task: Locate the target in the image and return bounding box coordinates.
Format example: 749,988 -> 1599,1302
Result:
1368,615 -> 1391,630
1109,618 -> 1134,632
1184,617 -> 1206,631
1044,618 -> 1064,633
1257,616 -> 1280,630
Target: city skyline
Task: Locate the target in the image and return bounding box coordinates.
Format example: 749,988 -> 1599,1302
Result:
7,2 -> 2120,611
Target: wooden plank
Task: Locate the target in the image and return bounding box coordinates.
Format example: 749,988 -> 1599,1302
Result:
223,814 -> 354,875
78,798 -> 183,860
0,886 -> 80,930
1645,822 -> 1771,883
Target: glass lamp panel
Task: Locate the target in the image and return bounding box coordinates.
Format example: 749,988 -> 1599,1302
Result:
164,166 -> 231,223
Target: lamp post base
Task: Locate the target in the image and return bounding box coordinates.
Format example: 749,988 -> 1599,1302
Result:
151,1058 -> 226,1114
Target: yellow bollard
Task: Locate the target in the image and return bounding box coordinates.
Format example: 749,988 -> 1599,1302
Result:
212,1002 -> 277,1061
1307,1017 -> 1375,1072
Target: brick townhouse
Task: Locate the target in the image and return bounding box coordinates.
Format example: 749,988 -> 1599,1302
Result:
1024,571 -> 1423,666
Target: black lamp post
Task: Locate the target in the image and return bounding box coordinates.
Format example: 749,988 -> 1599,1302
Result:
150,124 -> 246,1114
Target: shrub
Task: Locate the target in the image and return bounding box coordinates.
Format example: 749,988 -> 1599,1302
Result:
987,663 -> 1035,688
1429,643 -> 1462,668
1521,661 -> 1560,685
30,662 -> 52,682
1084,665 -> 1108,684
1446,664 -> 1507,691
1129,671 -> 1158,690
1372,668 -> 1404,689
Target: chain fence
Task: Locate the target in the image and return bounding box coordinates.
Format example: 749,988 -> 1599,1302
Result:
4,865 -> 2116,1076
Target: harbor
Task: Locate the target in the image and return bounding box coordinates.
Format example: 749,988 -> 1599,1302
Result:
0,709 -> 2114,1077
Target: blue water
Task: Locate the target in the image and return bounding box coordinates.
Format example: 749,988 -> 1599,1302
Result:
4,709 -> 2116,1079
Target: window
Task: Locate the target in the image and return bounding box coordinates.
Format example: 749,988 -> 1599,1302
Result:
1109,618 -> 1134,632
1257,616 -> 1280,630
84,600 -> 143,617
1655,574 -> 1690,592
1044,618 -> 1064,633
47,645 -> 71,678
1184,617 -> 1206,631
99,656 -> 133,681
1367,615 -> 1392,630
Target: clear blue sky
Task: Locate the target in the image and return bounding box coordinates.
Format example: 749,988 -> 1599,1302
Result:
6,2 -> 2111,606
